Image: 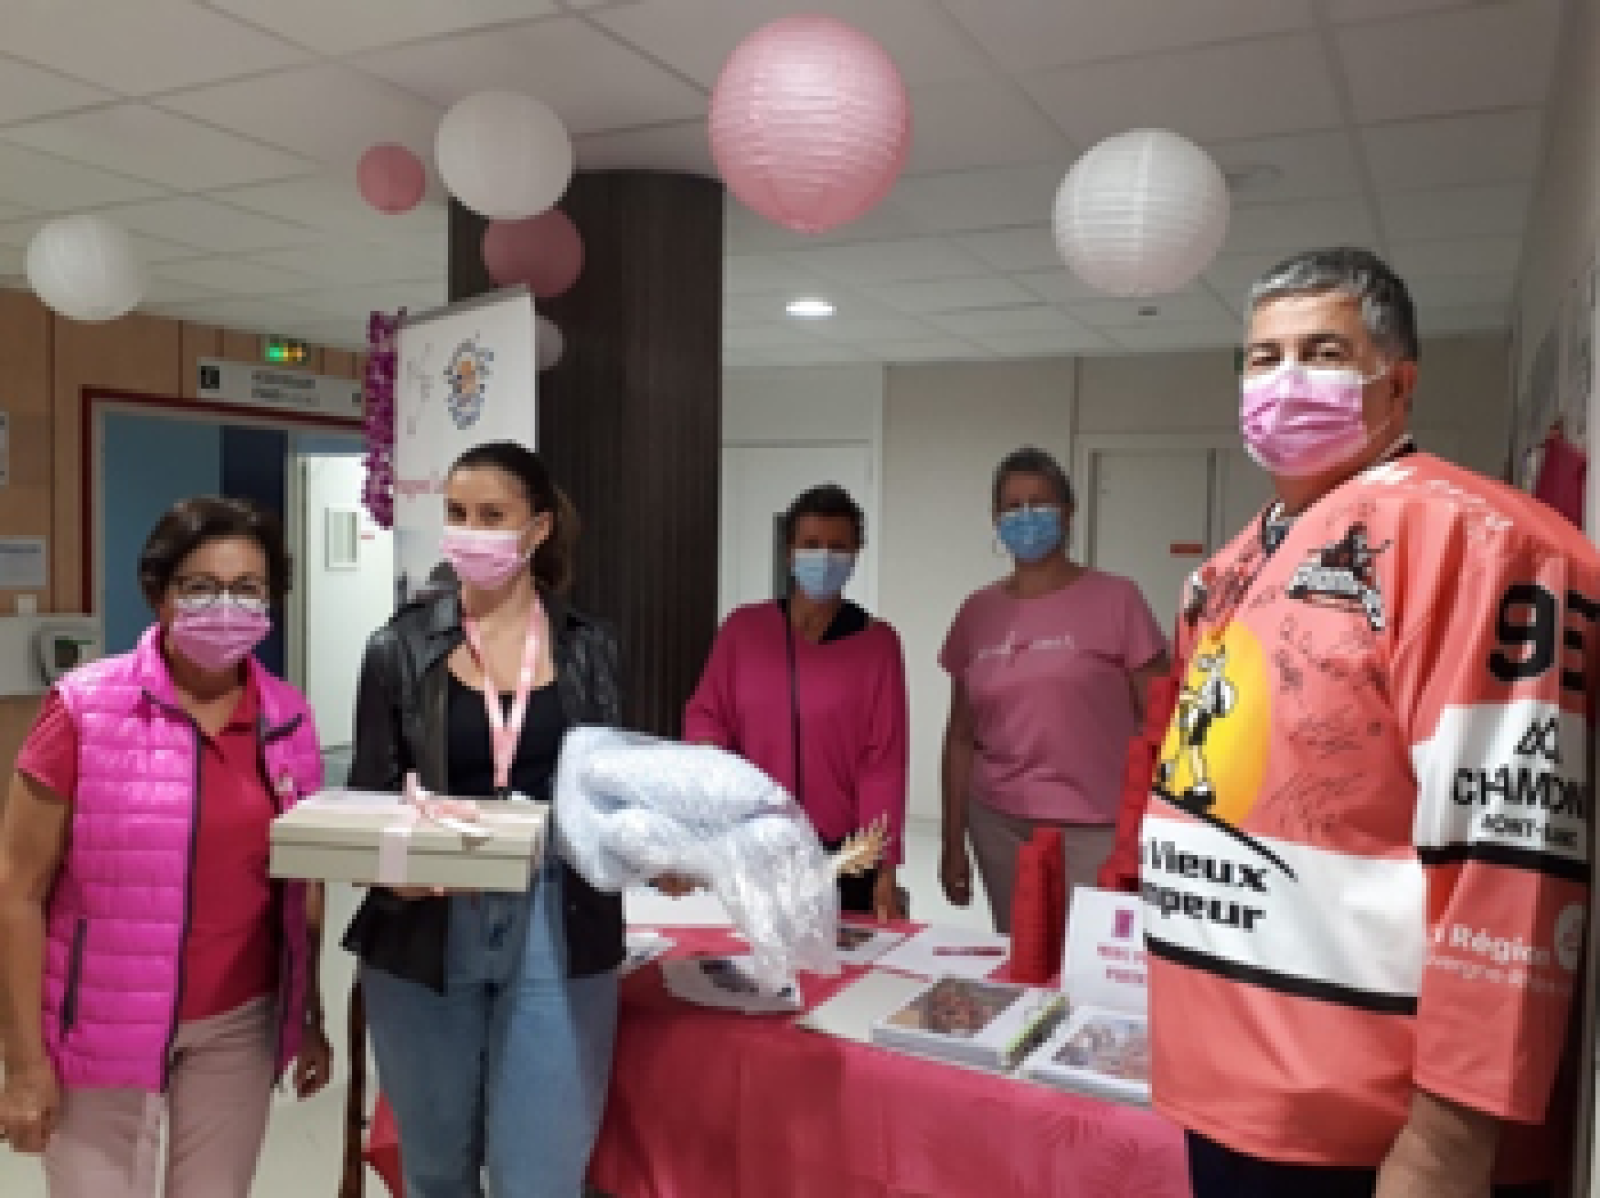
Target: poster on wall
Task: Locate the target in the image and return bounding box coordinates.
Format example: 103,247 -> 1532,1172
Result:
393,286 -> 536,603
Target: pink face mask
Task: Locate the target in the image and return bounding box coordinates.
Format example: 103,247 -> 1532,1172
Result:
1240,361 -> 1384,478
441,526 -> 531,589
169,597 -> 271,673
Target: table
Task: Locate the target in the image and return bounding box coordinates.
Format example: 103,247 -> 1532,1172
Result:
585,928 -> 1192,1198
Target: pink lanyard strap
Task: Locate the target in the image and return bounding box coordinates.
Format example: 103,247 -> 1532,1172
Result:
462,598 -> 544,794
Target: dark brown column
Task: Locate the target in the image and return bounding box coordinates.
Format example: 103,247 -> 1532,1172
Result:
449,171 -> 724,736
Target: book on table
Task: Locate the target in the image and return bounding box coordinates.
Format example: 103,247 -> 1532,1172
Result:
1019,887 -> 1150,1105
869,976 -> 1066,1072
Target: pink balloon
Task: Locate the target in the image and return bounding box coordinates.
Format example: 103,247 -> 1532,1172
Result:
481,210 -> 584,298
357,144 -> 427,215
710,16 -> 911,235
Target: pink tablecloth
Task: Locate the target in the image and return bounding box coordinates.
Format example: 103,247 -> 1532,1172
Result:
586,927 -> 1192,1198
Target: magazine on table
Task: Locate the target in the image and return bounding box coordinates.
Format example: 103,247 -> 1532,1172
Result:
834,920 -> 908,967
660,954 -> 801,1015
873,924 -> 1010,980
869,976 -> 1066,1072
1020,888 -> 1150,1104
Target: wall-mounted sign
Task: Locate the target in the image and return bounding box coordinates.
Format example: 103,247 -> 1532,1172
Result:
196,358 -> 363,423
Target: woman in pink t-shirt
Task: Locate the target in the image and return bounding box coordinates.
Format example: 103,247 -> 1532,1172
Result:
939,447 -> 1169,932
686,484 -> 909,920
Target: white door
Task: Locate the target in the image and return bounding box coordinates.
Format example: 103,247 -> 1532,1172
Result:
296,455 -> 396,749
1212,446 -> 1276,545
1087,448 -> 1213,628
719,443 -> 877,620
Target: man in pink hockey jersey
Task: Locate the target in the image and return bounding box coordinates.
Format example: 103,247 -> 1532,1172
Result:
1141,247 -> 1599,1198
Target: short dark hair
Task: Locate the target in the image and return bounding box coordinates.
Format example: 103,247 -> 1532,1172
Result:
449,441 -> 578,594
782,484 -> 865,548
1247,247 -> 1420,362
138,496 -> 292,609
993,447 -> 1074,512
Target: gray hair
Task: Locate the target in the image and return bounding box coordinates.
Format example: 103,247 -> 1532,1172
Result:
993,447 -> 1075,511
1246,247 -> 1419,362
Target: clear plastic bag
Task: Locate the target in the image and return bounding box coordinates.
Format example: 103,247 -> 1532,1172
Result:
553,726 -> 839,990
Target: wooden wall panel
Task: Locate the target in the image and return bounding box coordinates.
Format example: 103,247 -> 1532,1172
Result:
220,329 -> 259,365
51,312 -> 184,609
180,323 -> 222,398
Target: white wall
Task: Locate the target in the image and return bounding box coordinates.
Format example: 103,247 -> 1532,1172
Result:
1511,0 -> 1599,515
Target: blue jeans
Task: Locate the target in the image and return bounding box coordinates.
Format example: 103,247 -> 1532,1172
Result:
362,858 -> 619,1198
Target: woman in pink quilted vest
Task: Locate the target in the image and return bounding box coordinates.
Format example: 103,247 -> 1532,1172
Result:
0,496 -> 332,1198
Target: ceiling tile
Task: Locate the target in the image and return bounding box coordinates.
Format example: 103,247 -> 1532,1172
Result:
903,79 -> 1074,175
782,238 -> 989,286
1404,272 -> 1515,308
956,226 -> 1064,274
864,276 -> 1038,315
724,201 -> 924,254
941,0 -> 1314,73
724,254 -> 823,296
753,345 -> 871,366
890,165 -> 1064,234
592,0 -> 991,88
927,305 -> 1086,337
1203,250 -> 1300,311
1362,109 -> 1545,193
1013,268 -> 1116,306
724,324 -> 829,352
249,244 -> 445,285
1388,238 -> 1523,279
154,295 -> 335,335
1024,35 -> 1341,146
98,197 -> 320,254
1062,290 -> 1237,330
352,18 -> 705,136
153,257 -> 324,297
1210,131 -> 1366,203
0,142 -> 163,210
1224,197 -> 1381,255
0,56 -> 113,124
1337,0 -> 1560,124
291,281 -> 449,321
1107,323 -> 1241,351
973,328 -> 1111,356
155,66 -> 443,169
211,173 -> 449,254
2,1 -> 308,95
811,316 -> 943,344
725,287 -> 898,326
1379,184 -> 1531,244
873,338 -> 986,361
142,274 -> 229,305
1,105 -> 315,191
576,121 -> 716,177
206,0 -> 560,56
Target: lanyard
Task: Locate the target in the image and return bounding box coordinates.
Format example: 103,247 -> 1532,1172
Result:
462,598 -> 544,795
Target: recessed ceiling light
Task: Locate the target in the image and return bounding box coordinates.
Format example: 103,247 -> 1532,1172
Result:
1222,164 -> 1284,194
1138,305 -> 1160,318
786,297 -> 835,319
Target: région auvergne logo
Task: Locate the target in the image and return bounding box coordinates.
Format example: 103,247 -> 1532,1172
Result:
444,337 -> 495,430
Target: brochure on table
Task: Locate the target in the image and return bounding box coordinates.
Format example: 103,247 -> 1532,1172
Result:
1021,887 -> 1151,1104
660,955 -> 802,1015
873,924 -> 1010,981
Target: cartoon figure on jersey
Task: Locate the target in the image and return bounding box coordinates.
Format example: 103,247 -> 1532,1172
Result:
1285,521 -> 1390,631
1156,644 -> 1237,807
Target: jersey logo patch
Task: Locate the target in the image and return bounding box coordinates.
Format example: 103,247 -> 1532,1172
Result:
1285,522 -> 1389,631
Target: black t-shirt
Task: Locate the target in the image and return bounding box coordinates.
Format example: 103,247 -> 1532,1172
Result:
446,671 -> 568,801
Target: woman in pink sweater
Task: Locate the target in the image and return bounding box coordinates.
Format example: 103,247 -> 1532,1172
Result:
685,485 -> 909,920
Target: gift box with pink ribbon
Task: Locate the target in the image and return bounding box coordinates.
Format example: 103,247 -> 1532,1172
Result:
269,783 -> 547,892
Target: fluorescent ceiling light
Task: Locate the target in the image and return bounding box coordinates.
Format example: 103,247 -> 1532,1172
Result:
786,297 -> 835,318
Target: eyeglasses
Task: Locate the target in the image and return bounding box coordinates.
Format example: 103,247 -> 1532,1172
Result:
172,575 -> 270,610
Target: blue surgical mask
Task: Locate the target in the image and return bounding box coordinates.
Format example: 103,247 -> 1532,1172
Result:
791,549 -> 855,601
997,505 -> 1063,564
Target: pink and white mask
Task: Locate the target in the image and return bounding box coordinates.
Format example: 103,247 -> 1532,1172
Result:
169,596 -> 272,673
441,526 -> 531,589
1240,361 -> 1386,478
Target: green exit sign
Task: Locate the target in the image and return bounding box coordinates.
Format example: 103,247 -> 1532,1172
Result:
265,337 -> 309,365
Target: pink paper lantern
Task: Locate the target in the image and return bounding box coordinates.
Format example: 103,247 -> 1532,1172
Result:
481,210 -> 584,298
357,144 -> 426,215
710,16 -> 911,235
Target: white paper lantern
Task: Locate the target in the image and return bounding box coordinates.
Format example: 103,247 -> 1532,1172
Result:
436,91 -> 574,220
1053,129 -> 1230,298
536,315 -> 564,372
26,215 -> 145,322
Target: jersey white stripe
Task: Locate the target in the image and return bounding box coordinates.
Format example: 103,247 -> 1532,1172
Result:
1140,812 -> 1425,1001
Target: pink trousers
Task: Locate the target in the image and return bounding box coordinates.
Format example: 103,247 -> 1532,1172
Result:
43,997 -> 276,1198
